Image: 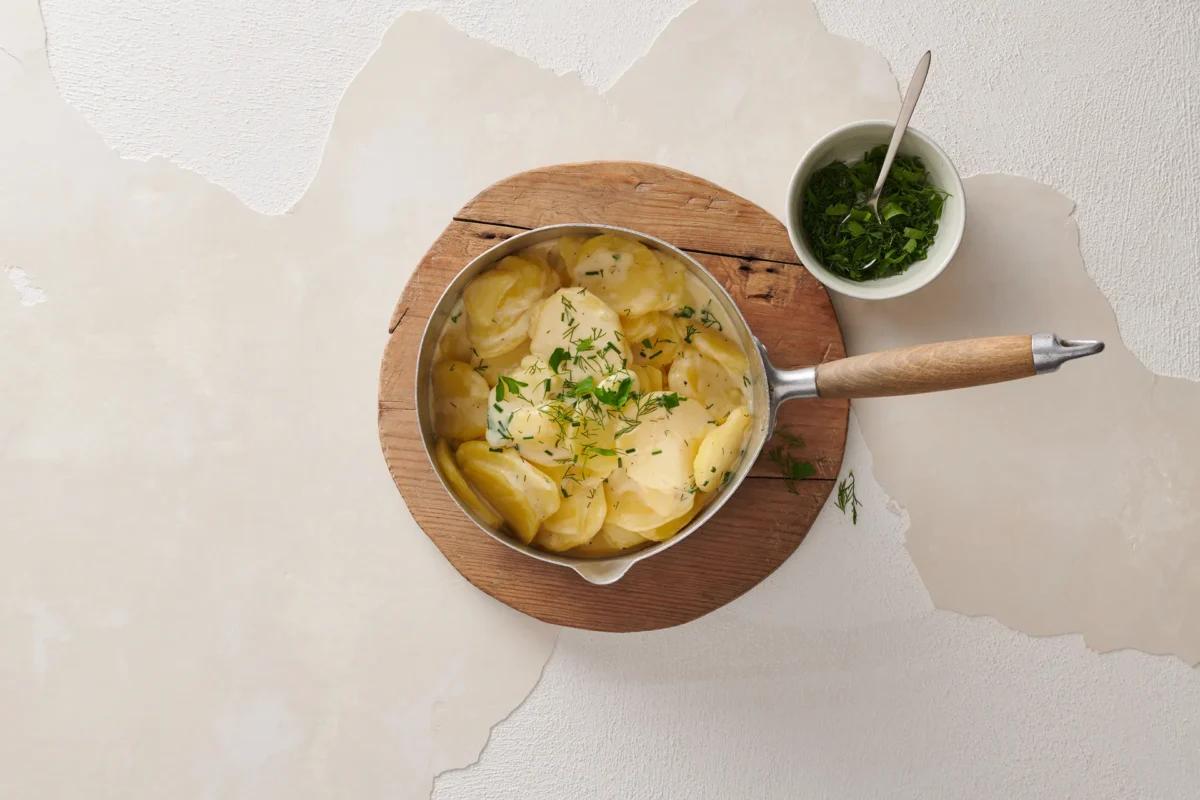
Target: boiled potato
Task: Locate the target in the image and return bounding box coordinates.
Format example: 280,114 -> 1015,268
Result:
434,438 -> 503,529
604,467 -> 693,532
628,363 -> 664,393
639,504 -> 703,542
693,406 -> 752,492
571,234 -> 671,317
471,341 -> 530,387
528,288 -> 627,375
690,327 -> 748,376
536,480 -> 607,552
668,350 -> 746,423
570,520 -> 649,557
566,415 -> 619,480
627,312 -> 681,370
432,361 -> 489,441
507,404 -> 572,466
436,305 -> 473,363
550,235 -> 587,283
616,391 -> 712,496
486,355 -> 562,448
657,253 -> 689,310
456,441 -> 560,544
464,255 -> 555,358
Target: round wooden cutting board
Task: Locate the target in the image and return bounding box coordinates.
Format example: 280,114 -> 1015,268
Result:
378,162 -> 848,632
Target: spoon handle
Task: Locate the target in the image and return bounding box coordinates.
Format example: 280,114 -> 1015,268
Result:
870,50 -> 932,202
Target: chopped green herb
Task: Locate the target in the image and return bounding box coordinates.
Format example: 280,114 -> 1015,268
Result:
548,347 -> 570,373
801,144 -> 947,281
651,449 -> 662,455
450,311 -> 461,323
836,471 -> 863,524
698,302 -> 722,331
571,375 -> 596,397
767,430 -> 816,494
593,376 -> 633,408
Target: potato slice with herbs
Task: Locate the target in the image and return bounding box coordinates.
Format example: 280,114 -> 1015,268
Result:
436,304 -> 473,363
668,350 -> 746,423
485,356 -> 562,449
470,341 -> 530,387
616,391 -> 711,496
456,441 -> 560,544
628,312 -> 681,370
464,255 -> 555,358
434,438 -> 503,529
571,234 -> 671,317
432,360 -> 490,441
693,406 -> 752,492
528,288 -> 627,375
536,480 -> 607,552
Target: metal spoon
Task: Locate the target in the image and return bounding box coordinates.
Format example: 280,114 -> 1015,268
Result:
865,49 -> 932,221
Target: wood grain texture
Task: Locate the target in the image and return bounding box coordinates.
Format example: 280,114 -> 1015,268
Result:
378,161 -> 848,631
816,335 -> 1035,399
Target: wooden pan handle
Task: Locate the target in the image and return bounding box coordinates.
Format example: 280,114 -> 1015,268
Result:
815,335 -> 1036,399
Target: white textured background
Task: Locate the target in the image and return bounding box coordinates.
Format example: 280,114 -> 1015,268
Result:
40,0 -> 1200,380
27,0 -> 1200,797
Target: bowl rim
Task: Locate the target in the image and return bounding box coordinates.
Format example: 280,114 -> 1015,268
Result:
785,119 -> 966,301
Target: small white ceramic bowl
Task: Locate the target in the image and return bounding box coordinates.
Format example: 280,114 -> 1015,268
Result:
785,120 -> 965,300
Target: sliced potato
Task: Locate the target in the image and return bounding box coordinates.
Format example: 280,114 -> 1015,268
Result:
639,504 -> 703,542
456,441 -> 560,544
570,520 -> 649,557
604,468 -> 693,532
668,350 -> 746,422
693,406 -> 752,492
690,327 -> 749,376
432,360 -> 490,441
435,305 -> 473,363
616,391 -> 712,496
528,288 -> 626,375
470,341 -> 530,387
485,355 -> 562,448
628,312 -> 681,370
566,414 -> 619,480
657,253 -> 689,310
537,480 -> 607,552
571,234 -> 671,317
507,405 -> 572,466
434,438 -> 503,528
553,235 -> 586,279
628,363 -> 664,393
464,255 -> 555,358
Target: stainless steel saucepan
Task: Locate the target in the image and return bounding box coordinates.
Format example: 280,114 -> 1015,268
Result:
415,224 -> 1103,585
